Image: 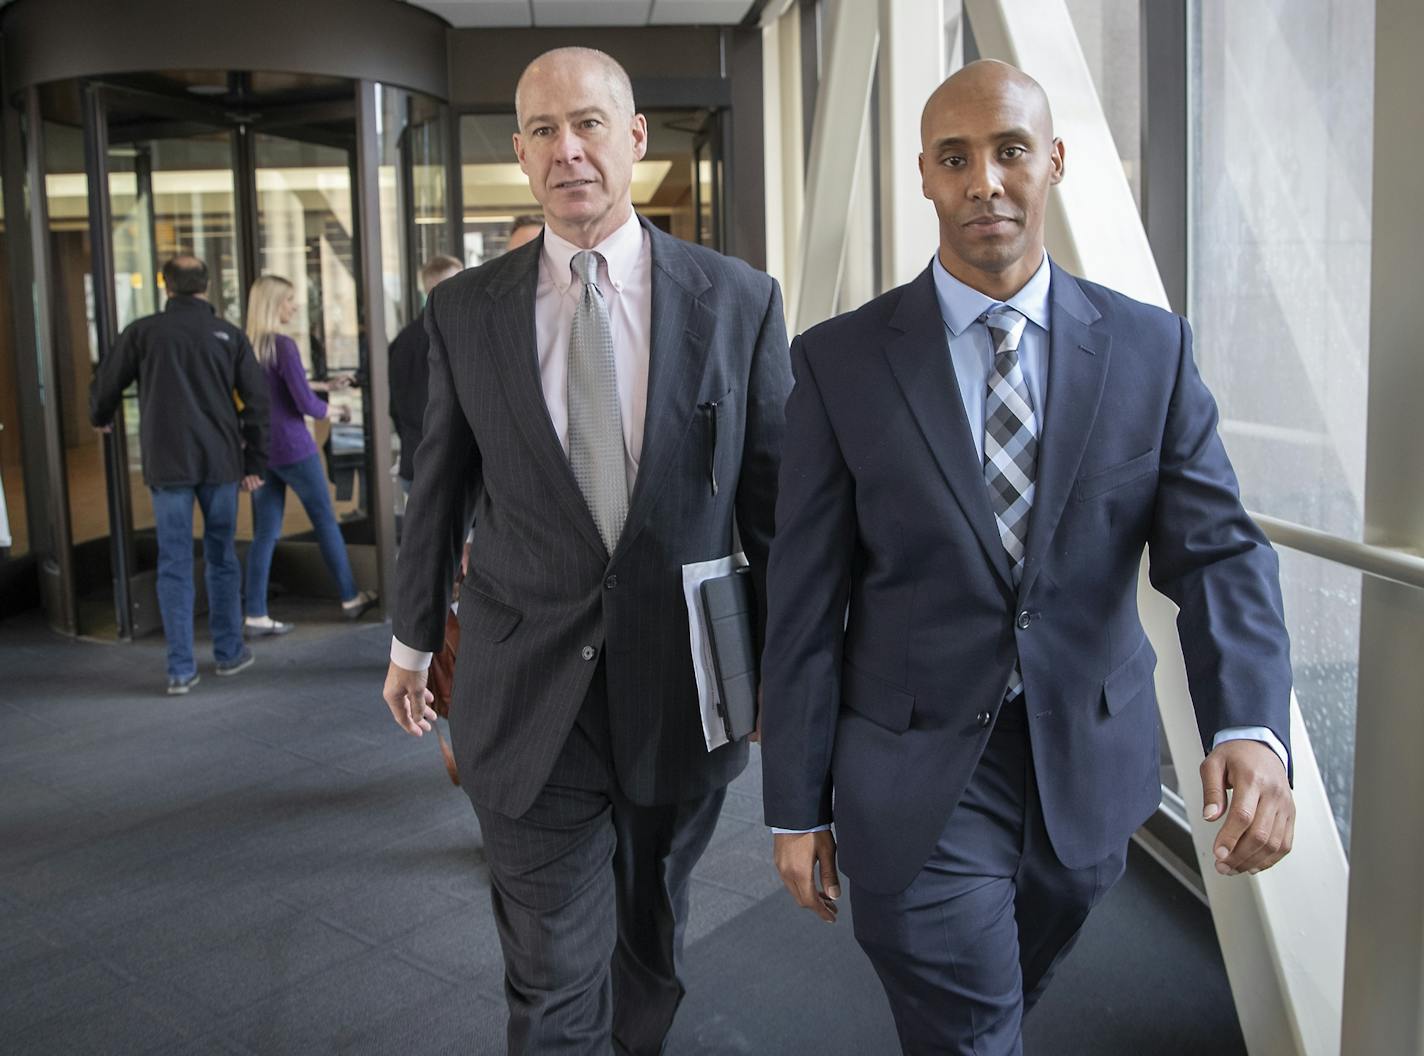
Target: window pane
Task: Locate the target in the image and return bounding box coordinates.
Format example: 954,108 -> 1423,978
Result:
459,113 -> 528,268
408,97 -> 451,269
1188,0 -> 1373,539
254,131 -> 363,534
1278,549 -> 1360,852
1065,0 -> 1143,208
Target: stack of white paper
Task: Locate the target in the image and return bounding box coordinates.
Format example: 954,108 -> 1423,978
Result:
681,552 -> 749,752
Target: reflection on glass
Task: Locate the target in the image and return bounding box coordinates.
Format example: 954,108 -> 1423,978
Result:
373,85 -> 453,523
1063,0 -> 1142,206
1279,549 -> 1360,851
375,87 -> 451,338
376,84 -> 410,343
458,110 -> 717,267
407,97 -> 451,278
1188,0 -> 1373,540
1188,0 -> 1373,852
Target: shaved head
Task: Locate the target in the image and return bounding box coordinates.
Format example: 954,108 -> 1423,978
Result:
917,59 -> 1064,299
516,47 -> 635,128
920,60 -> 1054,149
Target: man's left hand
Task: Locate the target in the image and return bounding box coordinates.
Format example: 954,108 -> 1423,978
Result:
1200,739 -> 1295,877
240,475 -> 264,492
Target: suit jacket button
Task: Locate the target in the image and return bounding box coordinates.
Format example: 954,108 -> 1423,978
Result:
977,710 -> 992,728
581,646 -> 596,661
604,575 -> 618,590
1016,611 -> 1032,630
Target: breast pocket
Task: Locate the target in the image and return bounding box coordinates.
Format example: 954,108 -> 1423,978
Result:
1074,448 -> 1159,502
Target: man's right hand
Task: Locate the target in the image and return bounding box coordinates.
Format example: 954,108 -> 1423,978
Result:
774,830 -> 841,923
383,661 -> 437,737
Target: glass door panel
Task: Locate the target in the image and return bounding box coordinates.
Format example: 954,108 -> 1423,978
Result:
107,129 -> 240,550
253,131 -> 361,535
39,114 -> 121,634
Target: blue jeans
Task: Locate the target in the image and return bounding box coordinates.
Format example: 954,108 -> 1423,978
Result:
244,452 -> 357,617
151,482 -> 244,679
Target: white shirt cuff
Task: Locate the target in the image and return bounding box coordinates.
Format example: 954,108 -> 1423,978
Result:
771,824 -> 832,835
390,636 -> 433,672
1213,725 -> 1289,773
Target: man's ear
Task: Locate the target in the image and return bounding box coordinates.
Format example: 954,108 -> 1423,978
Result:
631,113 -> 649,163
513,132 -> 528,175
1049,138 -> 1066,186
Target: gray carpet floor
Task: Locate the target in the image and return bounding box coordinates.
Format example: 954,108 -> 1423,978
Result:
0,609 -> 1245,1054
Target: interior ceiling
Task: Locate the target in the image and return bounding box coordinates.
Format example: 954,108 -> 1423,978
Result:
405,0 -> 756,28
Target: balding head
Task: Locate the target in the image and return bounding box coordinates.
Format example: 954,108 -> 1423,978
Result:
162,254 -> 209,297
917,60 -> 1064,299
516,47 -> 635,128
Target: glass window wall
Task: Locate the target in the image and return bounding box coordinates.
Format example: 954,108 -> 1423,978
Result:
1188,0 -> 1375,848
253,131 -> 362,536
1065,0 -> 1142,208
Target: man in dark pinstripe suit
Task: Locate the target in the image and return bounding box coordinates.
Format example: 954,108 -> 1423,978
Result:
381,47 -> 791,1055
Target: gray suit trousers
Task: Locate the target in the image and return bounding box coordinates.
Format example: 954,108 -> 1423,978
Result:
472,663 -> 726,1055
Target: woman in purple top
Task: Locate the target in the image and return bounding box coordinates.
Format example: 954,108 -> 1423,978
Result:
242,275 -> 376,633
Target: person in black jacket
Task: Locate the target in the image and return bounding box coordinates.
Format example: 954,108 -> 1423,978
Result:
90,255 -> 270,695
388,254 -> 463,499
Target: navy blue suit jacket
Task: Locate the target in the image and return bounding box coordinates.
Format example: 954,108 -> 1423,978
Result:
760,262 -> 1292,894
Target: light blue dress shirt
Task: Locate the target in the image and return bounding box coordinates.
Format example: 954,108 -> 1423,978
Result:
932,249 -> 1053,463
772,254 -> 1287,835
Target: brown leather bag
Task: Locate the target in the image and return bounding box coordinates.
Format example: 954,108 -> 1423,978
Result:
426,606 -> 461,785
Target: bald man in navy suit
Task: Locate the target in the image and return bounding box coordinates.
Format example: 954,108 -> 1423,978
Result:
761,61 -> 1295,1054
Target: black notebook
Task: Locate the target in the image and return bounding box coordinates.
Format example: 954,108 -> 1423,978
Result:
699,566 -> 759,742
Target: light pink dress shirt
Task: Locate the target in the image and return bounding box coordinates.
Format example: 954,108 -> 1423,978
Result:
391,209 -> 653,671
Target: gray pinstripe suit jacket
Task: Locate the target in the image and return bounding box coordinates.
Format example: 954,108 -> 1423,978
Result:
394,216 -> 792,815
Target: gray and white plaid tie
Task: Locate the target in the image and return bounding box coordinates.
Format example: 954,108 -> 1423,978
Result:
982,304 -> 1036,701
568,250 -> 628,554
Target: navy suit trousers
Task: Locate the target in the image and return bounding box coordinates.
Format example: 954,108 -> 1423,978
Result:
848,703 -> 1129,1055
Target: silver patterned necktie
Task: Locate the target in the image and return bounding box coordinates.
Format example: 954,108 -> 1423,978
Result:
981,304 -> 1036,701
567,250 -> 629,554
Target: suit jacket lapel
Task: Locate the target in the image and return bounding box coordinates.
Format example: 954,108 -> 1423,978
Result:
482,239 -> 608,559
1017,264 -> 1110,603
884,268 -> 1015,593
614,220 -> 714,559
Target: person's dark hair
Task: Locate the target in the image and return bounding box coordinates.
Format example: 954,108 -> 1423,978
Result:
162,255 -> 209,296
